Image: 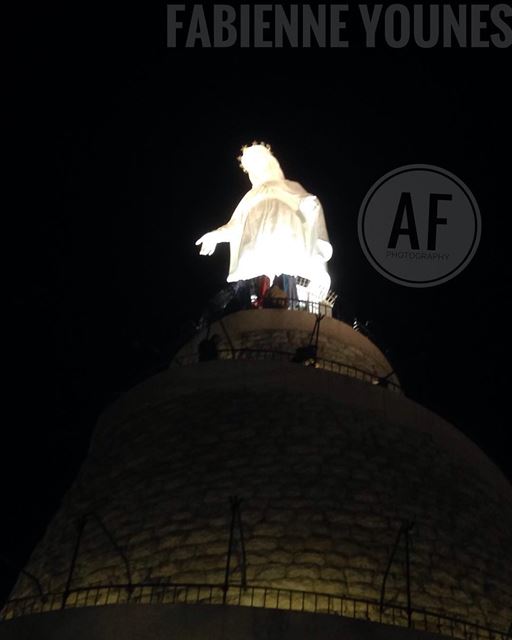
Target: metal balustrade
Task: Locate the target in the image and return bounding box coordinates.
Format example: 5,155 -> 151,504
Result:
2,583 -> 509,639
174,347 -> 402,393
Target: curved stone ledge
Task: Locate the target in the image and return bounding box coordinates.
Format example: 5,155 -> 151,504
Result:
0,602 -> 448,640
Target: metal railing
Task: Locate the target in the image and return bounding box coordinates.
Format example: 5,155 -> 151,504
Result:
205,293 -> 338,318
1,583 -> 509,639
174,347 -> 402,393
257,296 -> 335,317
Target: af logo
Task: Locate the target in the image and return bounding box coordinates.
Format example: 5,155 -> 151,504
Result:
358,165 -> 481,287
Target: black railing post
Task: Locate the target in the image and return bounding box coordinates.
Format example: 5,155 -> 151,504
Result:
223,497 -> 237,604
404,522 -> 413,627
88,513 -> 133,597
61,516 -> 86,610
310,313 -> 324,366
218,318 -> 236,359
380,525 -> 402,620
223,496 -> 247,604
235,498 -> 247,590
380,520 -> 414,624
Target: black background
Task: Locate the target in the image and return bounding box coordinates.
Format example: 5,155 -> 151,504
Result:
3,3 -> 511,602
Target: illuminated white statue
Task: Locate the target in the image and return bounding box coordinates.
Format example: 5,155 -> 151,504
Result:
196,143 -> 332,300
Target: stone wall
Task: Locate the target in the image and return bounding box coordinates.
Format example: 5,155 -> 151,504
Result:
6,361 -> 511,633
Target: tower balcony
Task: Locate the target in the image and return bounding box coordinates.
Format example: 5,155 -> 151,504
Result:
172,307 -> 402,392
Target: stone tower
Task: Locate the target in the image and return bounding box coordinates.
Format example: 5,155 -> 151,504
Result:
1,304 -> 511,639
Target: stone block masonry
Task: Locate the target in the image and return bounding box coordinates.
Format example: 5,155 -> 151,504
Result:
7,359 -> 511,632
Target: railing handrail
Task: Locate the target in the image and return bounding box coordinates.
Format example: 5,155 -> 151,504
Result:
174,347 -> 401,393
224,296 -> 336,316
2,582 -> 509,639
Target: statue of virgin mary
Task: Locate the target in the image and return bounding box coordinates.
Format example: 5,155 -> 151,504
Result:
196,143 -> 332,300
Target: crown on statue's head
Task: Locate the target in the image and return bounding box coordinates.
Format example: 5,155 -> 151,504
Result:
237,141 -> 273,173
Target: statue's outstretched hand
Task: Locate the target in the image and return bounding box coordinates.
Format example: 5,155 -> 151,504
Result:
195,231 -> 219,256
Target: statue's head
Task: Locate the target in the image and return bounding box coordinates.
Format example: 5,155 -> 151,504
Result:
238,142 -> 285,186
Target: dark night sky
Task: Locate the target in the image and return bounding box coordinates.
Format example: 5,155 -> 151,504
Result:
3,4 -> 511,602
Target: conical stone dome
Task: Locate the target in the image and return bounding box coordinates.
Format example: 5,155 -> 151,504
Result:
2,309 -> 511,639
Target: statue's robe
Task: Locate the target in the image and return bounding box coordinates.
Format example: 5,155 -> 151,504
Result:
218,179 -> 332,296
